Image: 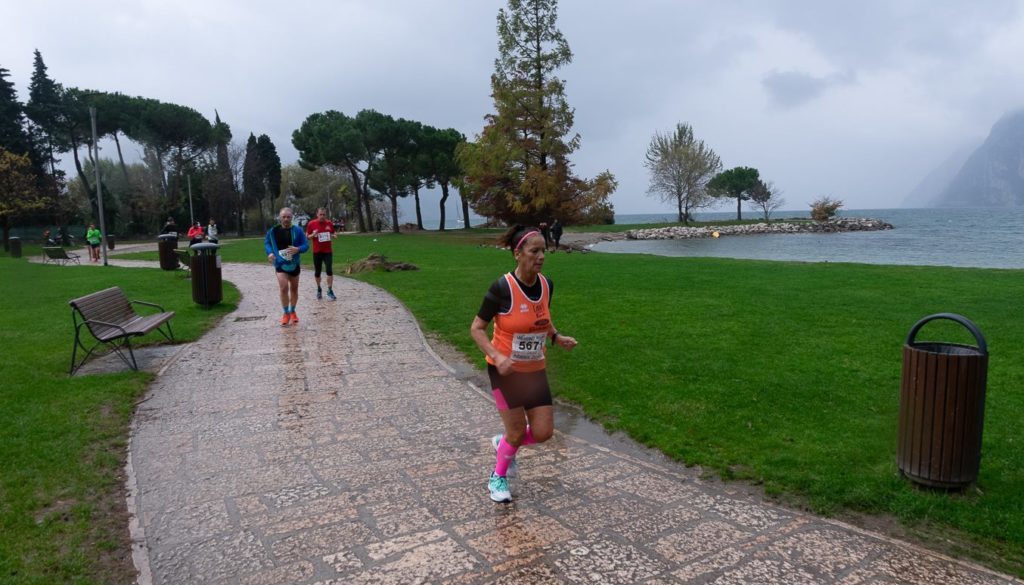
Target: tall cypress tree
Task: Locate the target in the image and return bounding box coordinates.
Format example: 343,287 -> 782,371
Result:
242,133 -> 264,230
0,66 -> 32,158
256,134 -> 281,218
210,111 -> 237,232
26,50 -> 65,176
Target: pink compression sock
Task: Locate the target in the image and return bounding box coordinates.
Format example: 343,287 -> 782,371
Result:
494,437 -> 519,477
521,425 -> 537,446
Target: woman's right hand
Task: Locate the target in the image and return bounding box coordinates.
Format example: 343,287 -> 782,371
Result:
495,353 -> 514,376
267,253 -> 275,265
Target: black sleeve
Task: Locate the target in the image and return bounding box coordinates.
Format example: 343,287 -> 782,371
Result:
546,276 -> 554,307
477,278 -> 511,322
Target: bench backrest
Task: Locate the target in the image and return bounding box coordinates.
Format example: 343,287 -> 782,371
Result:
44,247 -> 68,259
69,287 -> 137,337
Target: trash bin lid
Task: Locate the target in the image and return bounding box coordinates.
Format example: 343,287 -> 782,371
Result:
158,233 -> 178,240
906,342 -> 985,357
190,243 -> 220,252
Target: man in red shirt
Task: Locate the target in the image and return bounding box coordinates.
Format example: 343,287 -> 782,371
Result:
305,207 -> 337,300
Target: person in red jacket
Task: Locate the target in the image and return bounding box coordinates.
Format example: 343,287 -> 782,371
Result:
187,222 -> 205,246
305,207 -> 337,300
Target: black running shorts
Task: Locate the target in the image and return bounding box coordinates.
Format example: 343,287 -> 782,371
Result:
487,365 -> 552,410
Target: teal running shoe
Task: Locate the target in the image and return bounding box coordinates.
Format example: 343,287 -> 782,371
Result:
488,472 -> 512,503
327,289 -> 336,301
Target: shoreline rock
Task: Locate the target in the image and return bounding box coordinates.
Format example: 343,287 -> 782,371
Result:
625,217 -> 894,240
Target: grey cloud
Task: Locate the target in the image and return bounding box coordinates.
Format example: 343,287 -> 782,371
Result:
761,70 -> 856,108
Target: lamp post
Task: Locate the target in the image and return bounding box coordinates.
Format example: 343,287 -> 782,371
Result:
88,106 -> 109,266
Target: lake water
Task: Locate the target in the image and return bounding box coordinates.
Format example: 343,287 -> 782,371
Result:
599,208 -> 1023,269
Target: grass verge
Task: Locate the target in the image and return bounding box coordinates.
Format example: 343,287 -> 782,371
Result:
0,257 -> 238,584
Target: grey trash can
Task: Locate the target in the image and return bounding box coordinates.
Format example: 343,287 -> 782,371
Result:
9,236 -> 21,258
158,234 -> 178,271
190,243 -> 222,307
898,313 -> 988,489
106,234 -> 115,250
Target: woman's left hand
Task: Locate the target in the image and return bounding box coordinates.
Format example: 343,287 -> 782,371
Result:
557,335 -> 578,351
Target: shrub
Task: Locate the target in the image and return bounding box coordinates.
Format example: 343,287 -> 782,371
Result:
809,197 -> 843,221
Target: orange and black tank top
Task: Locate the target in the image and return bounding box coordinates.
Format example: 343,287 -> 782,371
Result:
487,272 -> 551,373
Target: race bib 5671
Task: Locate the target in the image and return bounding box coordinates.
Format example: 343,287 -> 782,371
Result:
511,332 -> 546,361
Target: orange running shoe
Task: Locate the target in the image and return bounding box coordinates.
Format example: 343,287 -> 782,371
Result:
290,311 -> 299,324
280,313 -> 290,326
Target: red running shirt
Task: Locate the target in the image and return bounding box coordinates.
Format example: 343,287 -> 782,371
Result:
305,219 -> 335,253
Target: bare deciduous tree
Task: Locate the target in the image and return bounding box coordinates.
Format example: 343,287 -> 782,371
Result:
748,180 -> 786,221
643,123 -> 721,224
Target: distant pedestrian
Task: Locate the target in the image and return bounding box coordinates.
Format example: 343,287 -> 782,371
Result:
85,223 -> 102,262
470,225 -> 578,503
305,207 -> 337,300
161,217 -> 178,237
206,219 -> 219,243
57,226 -> 69,246
187,222 -> 205,246
265,207 -> 310,326
539,222 -> 550,250
550,219 -> 563,251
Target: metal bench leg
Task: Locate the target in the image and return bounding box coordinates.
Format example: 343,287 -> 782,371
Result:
104,338 -> 139,372
156,321 -> 175,342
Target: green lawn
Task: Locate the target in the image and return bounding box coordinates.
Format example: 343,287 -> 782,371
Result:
0,257 -> 238,584
120,231 -> 1024,574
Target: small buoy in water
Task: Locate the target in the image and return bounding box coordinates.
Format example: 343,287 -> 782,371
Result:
712,231 -> 720,238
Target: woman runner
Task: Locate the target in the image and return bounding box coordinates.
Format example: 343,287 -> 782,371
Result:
470,225 -> 578,503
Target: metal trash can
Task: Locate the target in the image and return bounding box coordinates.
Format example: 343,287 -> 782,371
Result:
158,233 -> 178,271
107,234 -> 115,250
898,313 -> 988,489
190,243 -> 222,307
9,236 -> 21,258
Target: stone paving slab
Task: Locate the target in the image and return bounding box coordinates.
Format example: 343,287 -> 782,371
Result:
124,260 -> 1021,585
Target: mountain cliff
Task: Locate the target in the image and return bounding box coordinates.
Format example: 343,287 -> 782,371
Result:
934,110 -> 1024,207
903,145 -> 974,207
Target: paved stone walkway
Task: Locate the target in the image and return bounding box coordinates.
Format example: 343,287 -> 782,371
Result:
126,261 -> 1020,584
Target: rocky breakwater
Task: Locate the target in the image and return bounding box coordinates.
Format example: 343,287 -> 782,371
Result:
626,217 -> 894,240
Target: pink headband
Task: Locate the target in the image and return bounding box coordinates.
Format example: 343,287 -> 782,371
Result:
514,230 -> 541,252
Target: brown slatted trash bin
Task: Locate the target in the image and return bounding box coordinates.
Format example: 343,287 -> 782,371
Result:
898,313 -> 988,489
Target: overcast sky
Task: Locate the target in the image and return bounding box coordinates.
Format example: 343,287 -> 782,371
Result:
4,0 -> 1024,218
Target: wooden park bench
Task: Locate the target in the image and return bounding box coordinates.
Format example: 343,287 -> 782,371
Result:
42,246 -> 81,266
69,287 -> 175,375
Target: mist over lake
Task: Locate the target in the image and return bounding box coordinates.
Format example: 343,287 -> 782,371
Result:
595,208 -> 1024,269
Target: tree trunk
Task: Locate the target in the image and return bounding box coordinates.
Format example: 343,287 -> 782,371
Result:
237,191 -> 245,237
70,138 -> 93,196
113,131 -> 130,181
736,196 -> 742,221
439,181 -> 450,231
155,148 -> 168,197
413,185 -> 423,230
677,193 -> 684,224
343,162 -> 367,232
389,191 -> 400,233
362,174 -> 374,231
461,192 -> 471,230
